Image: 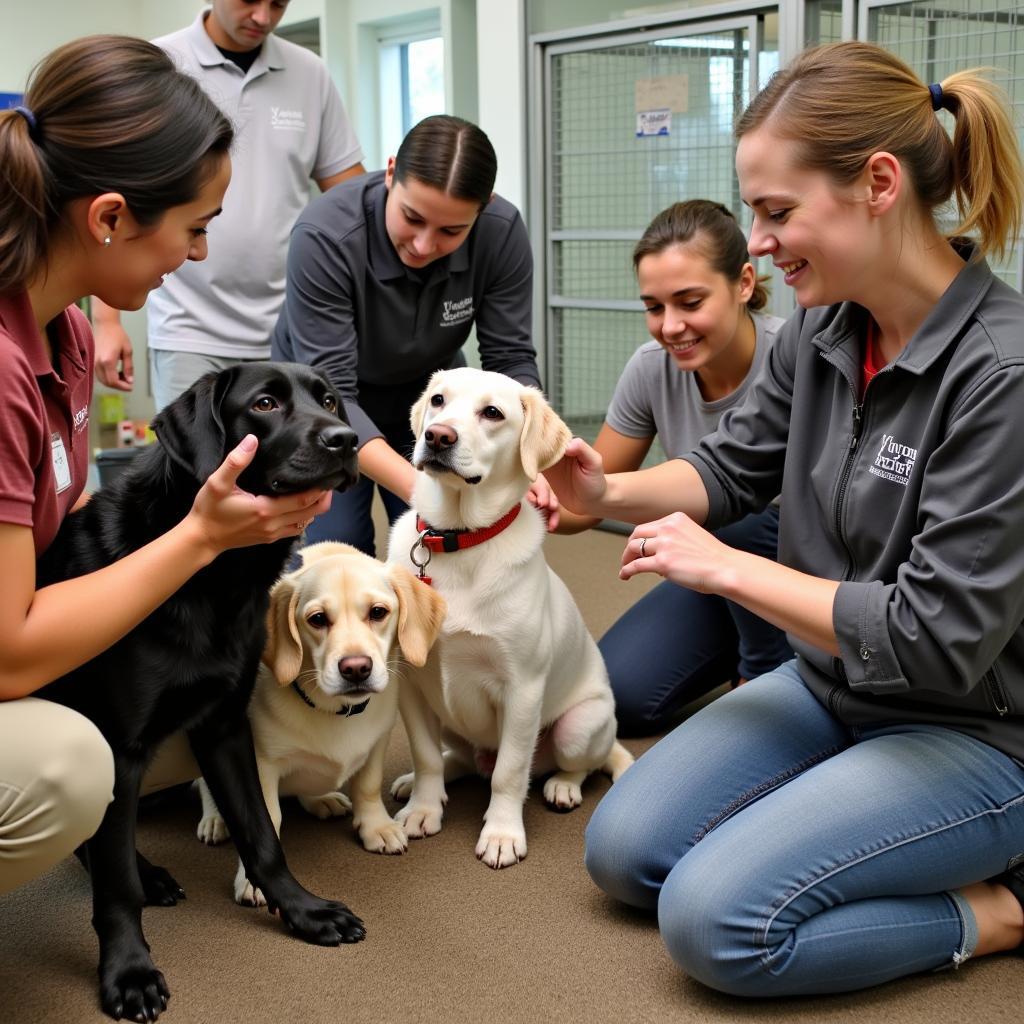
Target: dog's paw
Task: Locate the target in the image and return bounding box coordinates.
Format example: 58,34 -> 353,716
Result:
235,875 -> 268,908
389,771 -> 415,801
394,802 -> 444,838
138,859 -> 186,906
358,818 -> 408,855
298,791 -> 352,820
542,774 -> 584,812
475,822 -> 527,869
275,893 -> 366,945
197,812 -> 230,845
99,953 -> 170,1022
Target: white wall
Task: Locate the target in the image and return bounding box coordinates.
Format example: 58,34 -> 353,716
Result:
1,0 -> 142,91
476,0 -> 526,210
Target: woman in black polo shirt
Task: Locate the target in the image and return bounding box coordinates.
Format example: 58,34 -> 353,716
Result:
272,114 -> 551,555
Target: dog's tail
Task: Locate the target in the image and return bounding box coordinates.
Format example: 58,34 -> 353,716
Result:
602,741 -> 634,782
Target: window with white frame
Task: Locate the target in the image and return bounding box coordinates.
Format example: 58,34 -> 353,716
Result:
379,25 -> 445,162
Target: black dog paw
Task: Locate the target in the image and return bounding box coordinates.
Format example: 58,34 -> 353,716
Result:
138,859 -> 186,907
277,896 -> 366,945
99,959 -> 170,1022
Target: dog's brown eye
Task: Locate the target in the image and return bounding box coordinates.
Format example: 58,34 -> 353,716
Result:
253,396 -> 279,412
306,611 -> 329,629
481,406 -> 504,421
430,394 -> 444,408
323,395 -> 337,412
368,605 -> 389,622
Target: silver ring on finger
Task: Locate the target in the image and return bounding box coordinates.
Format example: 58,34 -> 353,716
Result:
639,537 -> 649,558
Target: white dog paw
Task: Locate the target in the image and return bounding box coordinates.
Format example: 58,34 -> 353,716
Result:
234,876 -> 266,908
358,819 -> 409,855
475,824 -> 527,869
395,802 -> 444,838
543,775 -> 584,811
197,813 -> 230,845
390,771 -> 414,801
298,791 -> 352,820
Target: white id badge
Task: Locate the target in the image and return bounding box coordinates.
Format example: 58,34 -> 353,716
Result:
50,432 -> 72,494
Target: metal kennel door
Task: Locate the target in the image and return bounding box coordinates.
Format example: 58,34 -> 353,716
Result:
861,0 -> 1024,290
539,16 -> 762,448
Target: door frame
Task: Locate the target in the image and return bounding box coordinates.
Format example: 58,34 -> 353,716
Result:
529,5 -> 779,400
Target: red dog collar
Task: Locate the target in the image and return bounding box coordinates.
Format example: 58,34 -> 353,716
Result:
415,503 -> 522,553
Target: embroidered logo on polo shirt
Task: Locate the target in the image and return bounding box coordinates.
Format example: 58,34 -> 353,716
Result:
869,433 -> 917,487
440,296 -> 473,328
270,107 -> 306,131
72,406 -> 89,434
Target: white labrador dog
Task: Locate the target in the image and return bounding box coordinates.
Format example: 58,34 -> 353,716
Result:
197,542 -> 446,905
387,367 -> 633,869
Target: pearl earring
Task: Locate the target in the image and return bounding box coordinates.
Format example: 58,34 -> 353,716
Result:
103,237 -> 111,246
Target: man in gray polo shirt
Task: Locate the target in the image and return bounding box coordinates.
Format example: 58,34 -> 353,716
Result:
92,0 -> 365,410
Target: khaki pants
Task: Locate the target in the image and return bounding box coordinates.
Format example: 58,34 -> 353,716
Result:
0,698 -> 199,896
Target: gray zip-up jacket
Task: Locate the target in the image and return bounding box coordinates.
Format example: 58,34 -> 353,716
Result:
684,250 -> 1024,760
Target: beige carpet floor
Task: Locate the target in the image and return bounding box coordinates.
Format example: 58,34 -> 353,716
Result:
2,525 -> 1020,1024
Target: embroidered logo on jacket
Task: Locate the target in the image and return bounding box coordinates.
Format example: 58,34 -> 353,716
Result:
72,406 -> 89,434
869,433 -> 917,486
270,107 -> 306,131
440,296 -> 474,328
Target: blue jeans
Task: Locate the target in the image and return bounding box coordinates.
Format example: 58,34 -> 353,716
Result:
304,417 -> 413,557
585,660 -> 1024,997
599,507 -> 793,736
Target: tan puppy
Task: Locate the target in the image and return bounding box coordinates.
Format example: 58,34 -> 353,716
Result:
197,542 -> 446,905
387,368 -> 633,869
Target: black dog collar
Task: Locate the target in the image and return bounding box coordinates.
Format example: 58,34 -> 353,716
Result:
291,681 -> 369,716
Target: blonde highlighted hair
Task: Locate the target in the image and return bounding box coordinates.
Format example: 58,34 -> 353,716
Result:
735,41 -> 1024,261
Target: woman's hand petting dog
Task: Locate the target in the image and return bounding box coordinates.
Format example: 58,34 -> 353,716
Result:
543,436 -> 608,517
184,434 -> 332,558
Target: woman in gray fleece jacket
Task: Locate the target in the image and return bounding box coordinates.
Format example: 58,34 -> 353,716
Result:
549,41 -> 1024,997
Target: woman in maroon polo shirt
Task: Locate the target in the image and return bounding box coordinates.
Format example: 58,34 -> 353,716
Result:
0,35 -> 331,897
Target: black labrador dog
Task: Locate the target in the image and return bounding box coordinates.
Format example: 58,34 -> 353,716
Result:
37,362 -> 362,1022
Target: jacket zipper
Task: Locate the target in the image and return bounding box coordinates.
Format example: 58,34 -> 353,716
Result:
832,384 -> 864,577
984,668 -> 1010,716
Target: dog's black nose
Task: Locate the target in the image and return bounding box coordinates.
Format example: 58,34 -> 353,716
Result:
424,422 -> 458,452
320,425 -> 356,456
338,656 -> 372,684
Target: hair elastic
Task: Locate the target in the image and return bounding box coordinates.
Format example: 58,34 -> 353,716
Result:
928,83 -> 944,112
12,105 -> 39,137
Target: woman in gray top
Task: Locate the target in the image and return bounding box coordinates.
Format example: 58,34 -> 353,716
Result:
550,43 -> 1024,997
559,201 -> 791,734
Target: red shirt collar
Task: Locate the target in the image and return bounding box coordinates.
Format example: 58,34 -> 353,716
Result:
0,291 -> 88,379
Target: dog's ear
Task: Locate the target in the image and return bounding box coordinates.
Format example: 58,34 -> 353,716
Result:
519,388 -> 572,480
151,367 -> 238,482
410,371 -> 444,437
263,576 -> 304,685
389,564 -> 447,667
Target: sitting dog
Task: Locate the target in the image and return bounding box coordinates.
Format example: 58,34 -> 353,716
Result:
196,541 -> 446,905
387,367 -> 634,869
36,363 -> 363,1022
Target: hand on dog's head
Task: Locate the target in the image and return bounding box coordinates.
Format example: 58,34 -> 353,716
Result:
152,362 -> 358,496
